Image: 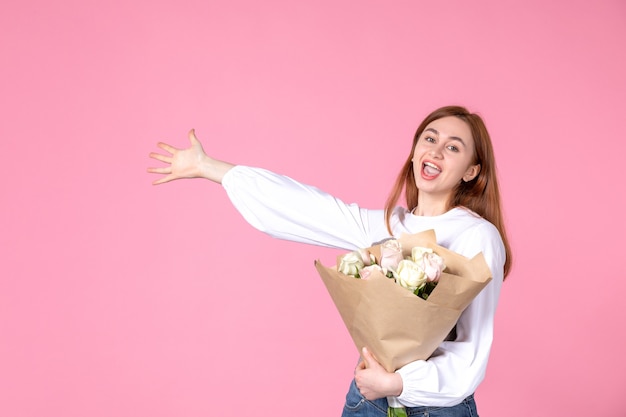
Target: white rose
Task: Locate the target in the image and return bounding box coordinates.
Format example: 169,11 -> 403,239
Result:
395,259 -> 427,291
338,251 -> 364,276
411,246 -> 433,264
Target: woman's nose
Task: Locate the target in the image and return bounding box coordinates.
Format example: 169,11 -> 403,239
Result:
429,146 -> 443,158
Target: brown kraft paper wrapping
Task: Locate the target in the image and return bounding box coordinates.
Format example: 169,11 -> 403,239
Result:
314,229 -> 492,372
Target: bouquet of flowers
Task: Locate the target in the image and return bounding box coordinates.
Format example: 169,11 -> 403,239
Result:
314,229 -> 492,417
338,238 -> 446,301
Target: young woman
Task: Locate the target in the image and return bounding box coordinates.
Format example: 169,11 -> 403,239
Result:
148,105 -> 512,417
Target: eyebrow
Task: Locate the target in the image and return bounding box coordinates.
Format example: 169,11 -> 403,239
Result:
424,128 -> 467,147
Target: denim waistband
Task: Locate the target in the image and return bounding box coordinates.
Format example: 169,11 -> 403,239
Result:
401,393 -> 475,412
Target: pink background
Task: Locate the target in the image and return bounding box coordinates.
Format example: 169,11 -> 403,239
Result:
2,1 -> 625,416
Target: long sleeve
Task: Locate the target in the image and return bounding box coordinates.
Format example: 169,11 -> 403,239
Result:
221,165 -> 506,408
222,165 -> 391,249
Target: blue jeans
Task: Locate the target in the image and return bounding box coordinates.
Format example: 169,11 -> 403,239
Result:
341,379 -> 479,417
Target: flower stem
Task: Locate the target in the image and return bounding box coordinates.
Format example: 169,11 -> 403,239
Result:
387,407 -> 408,417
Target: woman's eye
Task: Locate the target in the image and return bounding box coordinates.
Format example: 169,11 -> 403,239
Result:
425,136 -> 435,143
448,145 -> 459,152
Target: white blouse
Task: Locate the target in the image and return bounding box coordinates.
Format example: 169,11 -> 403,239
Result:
222,165 -> 505,407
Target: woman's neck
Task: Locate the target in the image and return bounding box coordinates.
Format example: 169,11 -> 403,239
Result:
413,194 -> 451,217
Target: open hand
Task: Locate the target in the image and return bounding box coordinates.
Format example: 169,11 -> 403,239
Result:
148,130 -> 233,185
147,129 -> 210,184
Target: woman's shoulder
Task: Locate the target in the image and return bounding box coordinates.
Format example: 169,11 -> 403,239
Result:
388,206 -> 496,244
447,208 -> 504,260
448,207 -> 501,239
453,207 -> 498,231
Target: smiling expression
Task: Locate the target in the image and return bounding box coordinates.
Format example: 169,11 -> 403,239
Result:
412,116 -> 481,202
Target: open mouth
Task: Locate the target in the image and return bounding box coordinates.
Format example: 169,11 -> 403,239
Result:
422,161 -> 441,178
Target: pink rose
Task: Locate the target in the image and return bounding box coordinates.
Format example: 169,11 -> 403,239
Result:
379,239 -> 404,272
421,252 -> 445,282
359,264 -> 383,280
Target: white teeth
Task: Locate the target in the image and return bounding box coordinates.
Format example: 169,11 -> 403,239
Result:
424,162 -> 441,171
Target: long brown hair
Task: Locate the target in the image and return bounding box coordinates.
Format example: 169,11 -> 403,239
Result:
384,105 -> 512,278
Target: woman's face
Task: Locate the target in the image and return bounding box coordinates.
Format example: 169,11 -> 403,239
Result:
412,116 -> 481,201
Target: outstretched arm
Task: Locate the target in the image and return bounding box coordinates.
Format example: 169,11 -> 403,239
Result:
147,129 -> 234,185
148,129 -> 390,250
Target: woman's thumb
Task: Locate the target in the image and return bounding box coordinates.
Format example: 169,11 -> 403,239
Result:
189,128 -> 205,146
361,347 -> 372,367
